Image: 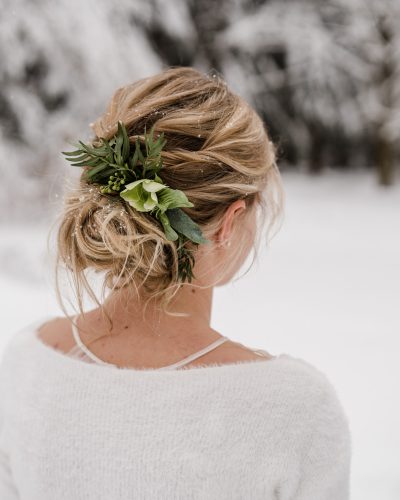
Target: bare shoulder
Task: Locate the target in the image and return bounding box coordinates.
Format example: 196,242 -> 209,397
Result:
36,317 -> 75,353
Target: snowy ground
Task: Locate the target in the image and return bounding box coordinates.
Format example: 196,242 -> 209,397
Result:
1,168 -> 399,499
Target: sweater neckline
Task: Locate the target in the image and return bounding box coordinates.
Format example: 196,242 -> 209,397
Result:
21,315 -> 291,378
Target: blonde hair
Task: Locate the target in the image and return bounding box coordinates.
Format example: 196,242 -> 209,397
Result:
53,67 -> 284,329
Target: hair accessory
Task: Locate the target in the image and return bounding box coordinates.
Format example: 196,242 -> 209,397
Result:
62,121 -> 210,283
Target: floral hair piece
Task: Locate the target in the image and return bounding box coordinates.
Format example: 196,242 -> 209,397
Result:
62,121 -> 210,283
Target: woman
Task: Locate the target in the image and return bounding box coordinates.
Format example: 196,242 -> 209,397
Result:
0,67 -> 351,499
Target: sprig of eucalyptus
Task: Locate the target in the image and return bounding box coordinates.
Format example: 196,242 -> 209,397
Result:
62,121 -> 210,283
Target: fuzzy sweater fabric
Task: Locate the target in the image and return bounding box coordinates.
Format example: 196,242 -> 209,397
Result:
0,317 -> 352,500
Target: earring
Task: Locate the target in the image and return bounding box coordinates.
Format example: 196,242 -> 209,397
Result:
224,239 -> 232,248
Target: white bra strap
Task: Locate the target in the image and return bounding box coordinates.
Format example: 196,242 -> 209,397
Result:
157,336 -> 229,370
71,315 -> 113,366
252,348 -> 270,357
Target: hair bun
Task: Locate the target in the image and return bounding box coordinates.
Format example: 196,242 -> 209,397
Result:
55,67 -> 283,319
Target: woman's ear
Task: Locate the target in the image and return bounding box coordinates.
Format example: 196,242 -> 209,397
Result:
216,199 -> 246,245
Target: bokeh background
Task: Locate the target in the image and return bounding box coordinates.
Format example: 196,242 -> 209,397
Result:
0,1 -> 399,498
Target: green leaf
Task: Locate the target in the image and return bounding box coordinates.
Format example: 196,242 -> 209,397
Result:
157,188 -> 194,212
65,152 -> 89,161
158,212 -> 179,241
61,149 -> 86,157
71,157 -> 104,167
144,181 -> 166,193
166,208 -> 209,245
137,146 -> 145,164
148,125 -> 155,151
85,163 -> 111,178
121,179 -> 144,191
78,141 -> 109,157
119,121 -> 131,162
130,140 -> 140,170
114,125 -> 124,165
120,182 -> 149,211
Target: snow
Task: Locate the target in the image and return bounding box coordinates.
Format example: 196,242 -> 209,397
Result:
218,0 -> 400,160
0,0 -> 163,220
1,168 -> 399,499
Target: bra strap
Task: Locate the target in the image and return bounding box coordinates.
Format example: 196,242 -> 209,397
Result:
71,315 -> 112,366
157,336 -> 229,370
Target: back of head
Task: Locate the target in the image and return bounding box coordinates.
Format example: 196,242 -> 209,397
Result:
55,67 -> 283,318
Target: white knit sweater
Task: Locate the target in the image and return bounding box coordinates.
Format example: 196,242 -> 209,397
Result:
0,317 -> 352,500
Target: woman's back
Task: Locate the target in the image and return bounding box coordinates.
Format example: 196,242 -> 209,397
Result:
0,317 -> 352,500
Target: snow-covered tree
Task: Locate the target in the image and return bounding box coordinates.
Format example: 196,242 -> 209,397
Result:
217,1 -> 369,170
216,0 -> 400,182
338,0 -> 400,184
0,0 -> 162,221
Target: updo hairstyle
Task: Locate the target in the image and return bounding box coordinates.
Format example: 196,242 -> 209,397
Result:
54,67 -> 284,323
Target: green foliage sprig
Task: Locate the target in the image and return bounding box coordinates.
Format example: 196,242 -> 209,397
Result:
62,121 -> 210,283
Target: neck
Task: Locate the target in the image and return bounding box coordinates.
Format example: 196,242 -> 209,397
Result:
97,283 -> 214,339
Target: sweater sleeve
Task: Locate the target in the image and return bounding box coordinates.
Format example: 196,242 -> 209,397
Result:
0,351 -> 20,500
293,373 -> 352,500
